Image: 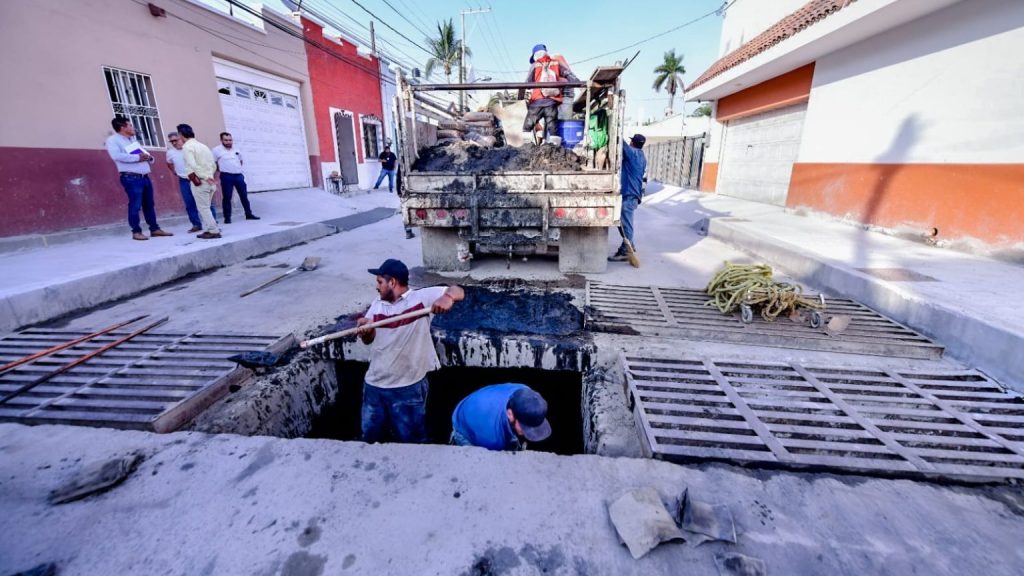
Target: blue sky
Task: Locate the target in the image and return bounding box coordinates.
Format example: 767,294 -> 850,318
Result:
218,0 -> 727,122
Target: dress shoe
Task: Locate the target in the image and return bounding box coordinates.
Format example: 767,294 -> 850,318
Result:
245,214 -> 261,220
150,229 -> 174,237
187,226 -> 202,233
132,232 -> 148,241
196,232 -> 222,239
224,217 -> 231,224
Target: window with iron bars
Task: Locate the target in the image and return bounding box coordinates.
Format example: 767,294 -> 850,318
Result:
103,66 -> 165,148
362,119 -> 381,159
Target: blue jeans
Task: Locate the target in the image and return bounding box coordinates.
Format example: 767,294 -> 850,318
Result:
618,195 -> 640,253
374,169 -> 395,192
179,177 -> 218,226
361,376 -> 429,444
119,173 -> 159,234
220,172 -> 252,219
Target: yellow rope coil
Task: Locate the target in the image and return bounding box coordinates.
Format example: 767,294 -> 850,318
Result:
705,262 -> 823,321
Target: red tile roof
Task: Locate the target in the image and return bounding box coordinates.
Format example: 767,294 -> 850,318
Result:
689,0 -> 857,91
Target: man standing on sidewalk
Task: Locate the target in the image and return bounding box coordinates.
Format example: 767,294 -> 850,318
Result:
166,131 -> 204,233
355,259 -> 464,444
178,124 -> 221,240
212,132 -> 259,223
610,134 -> 647,262
373,145 -> 397,193
105,117 -> 173,241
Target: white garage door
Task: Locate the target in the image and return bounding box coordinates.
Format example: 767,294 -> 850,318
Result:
717,102 -> 807,206
214,61 -> 310,192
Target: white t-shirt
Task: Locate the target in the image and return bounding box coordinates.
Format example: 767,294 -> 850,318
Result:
362,286 -> 447,389
166,147 -> 189,178
212,144 -> 244,174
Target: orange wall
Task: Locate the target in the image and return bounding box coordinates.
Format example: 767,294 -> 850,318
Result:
717,64 -> 815,122
701,163 -> 719,192
787,163 -> 1024,244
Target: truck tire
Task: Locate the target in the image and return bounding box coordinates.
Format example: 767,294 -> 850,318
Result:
420,227 -> 472,272
558,227 -> 609,273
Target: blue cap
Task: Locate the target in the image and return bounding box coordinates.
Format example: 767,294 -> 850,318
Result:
509,387 -> 552,442
368,258 -> 409,284
529,43 -> 547,64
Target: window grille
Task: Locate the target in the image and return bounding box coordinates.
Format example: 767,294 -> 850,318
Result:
103,66 -> 164,148
362,120 -> 380,159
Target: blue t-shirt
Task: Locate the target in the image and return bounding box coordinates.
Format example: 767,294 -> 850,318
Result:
451,383 -> 528,451
621,142 -> 647,200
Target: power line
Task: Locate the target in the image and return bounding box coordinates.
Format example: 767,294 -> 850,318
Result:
300,0 -> 423,72
345,0 -> 433,56
378,0 -> 431,39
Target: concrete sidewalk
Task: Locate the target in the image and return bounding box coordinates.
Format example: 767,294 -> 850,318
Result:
642,184 -> 1024,391
0,187 -> 399,333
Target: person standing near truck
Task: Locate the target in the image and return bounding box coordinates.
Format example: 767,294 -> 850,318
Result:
356,259 -> 464,444
520,44 -> 578,144
610,134 -> 647,262
373,145 -> 398,193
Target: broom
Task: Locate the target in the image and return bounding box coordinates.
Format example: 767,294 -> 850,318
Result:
618,225 -> 641,268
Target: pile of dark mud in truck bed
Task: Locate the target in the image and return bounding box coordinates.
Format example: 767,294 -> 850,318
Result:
412,142 -> 585,173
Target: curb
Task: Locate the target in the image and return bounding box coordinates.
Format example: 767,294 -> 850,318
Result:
1,207 -> 396,333
707,218 -> 1024,392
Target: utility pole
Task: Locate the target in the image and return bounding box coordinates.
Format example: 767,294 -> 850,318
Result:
369,21 -> 376,55
459,7 -> 490,112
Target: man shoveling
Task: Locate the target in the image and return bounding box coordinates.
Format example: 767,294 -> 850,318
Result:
356,259 -> 464,444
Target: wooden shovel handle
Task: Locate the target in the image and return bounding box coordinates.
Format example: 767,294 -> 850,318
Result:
300,307 -> 432,348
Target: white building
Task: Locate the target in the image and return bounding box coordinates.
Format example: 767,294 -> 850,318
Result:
687,0 -> 1024,247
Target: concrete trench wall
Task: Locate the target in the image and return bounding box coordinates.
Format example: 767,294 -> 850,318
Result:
193,325 -> 642,457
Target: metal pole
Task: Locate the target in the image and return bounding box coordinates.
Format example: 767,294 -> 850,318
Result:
370,21 -> 376,55
458,7 -> 491,113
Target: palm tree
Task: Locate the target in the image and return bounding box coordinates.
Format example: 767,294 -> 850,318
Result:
652,49 -> 686,115
424,19 -> 470,84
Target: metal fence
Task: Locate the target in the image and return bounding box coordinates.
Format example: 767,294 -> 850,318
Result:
645,133 -> 707,188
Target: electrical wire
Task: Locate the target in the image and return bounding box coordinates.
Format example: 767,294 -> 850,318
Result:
345,0 -> 433,56
379,0 -> 432,39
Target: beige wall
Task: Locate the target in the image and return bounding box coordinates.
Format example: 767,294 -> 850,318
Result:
0,0 -> 318,155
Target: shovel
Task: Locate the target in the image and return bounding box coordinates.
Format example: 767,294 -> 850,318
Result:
240,256 -> 321,298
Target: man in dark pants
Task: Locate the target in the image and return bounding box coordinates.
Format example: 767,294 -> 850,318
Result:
610,134 -> 647,261
450,384 -> 552,451
212,132 -> 258,223
104,117 -> 173,241
356,259 -> 464,444
373,145 -> 397,192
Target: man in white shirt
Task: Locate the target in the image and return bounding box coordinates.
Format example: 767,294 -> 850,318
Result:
355,259 -> 464,443
212,132 -> 259,223
104,117 -> 173,241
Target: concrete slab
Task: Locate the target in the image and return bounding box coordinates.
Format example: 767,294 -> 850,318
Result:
0,188 -> 399,333
641,185 -> 1024,391
2,424 -> 1023,575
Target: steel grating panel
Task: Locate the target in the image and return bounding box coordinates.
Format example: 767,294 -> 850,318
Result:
586,282 -> 942,359
0,328 -> 291,432
624,355 -> 1024,482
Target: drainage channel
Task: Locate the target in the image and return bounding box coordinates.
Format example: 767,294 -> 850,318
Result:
624,355 -> 1024,482
587,282 -> 943,359
0,329 -> 290,432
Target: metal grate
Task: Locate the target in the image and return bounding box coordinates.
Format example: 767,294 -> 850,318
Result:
586,282 -> 942,359
0,329 -> 290,433
624,355 -> 1024,482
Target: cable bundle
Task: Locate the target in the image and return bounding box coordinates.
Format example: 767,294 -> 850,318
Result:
705,262 -> 823,321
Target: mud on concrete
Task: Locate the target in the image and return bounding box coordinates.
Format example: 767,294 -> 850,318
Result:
412,142 -> 584,173
433,286 -> 582,336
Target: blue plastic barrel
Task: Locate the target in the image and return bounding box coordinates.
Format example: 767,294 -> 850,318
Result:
558,120 -> 585,148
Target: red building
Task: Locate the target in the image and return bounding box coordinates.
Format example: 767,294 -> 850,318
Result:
301,16 -> 387,190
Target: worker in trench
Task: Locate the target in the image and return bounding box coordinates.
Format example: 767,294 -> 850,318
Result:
450,384 -> 552,451
355,259 -> 465,444
519,43 -> 579,145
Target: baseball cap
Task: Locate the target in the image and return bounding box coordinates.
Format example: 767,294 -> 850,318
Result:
629,134 -> 646,147
529,43 -> 547,64
367,258 -> 409,284
509,387 -> 552,442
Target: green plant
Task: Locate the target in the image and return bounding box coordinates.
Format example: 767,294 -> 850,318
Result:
424,19 -> 470,83
652,49 -> 686,115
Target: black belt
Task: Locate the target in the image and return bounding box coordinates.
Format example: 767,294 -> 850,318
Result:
119,172 -> 150,178
221,172 -> 242,176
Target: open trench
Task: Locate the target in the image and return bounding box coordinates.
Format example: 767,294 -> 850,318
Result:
189,283 -> 640,457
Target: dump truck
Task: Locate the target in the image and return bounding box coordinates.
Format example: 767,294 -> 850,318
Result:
393,66 -> 627,273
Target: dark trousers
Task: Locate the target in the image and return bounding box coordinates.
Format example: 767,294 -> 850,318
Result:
618,195 -> 639,254
220,172 -> 252,219
178,177 -> 217,226
119,173 -> 159,234
361,377 -> 429,444
523,103 -> 559,140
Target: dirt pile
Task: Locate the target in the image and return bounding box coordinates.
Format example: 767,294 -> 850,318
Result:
412,142 -> 584,173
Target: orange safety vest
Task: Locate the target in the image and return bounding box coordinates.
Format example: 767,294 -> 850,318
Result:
529,60 -> 565,103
